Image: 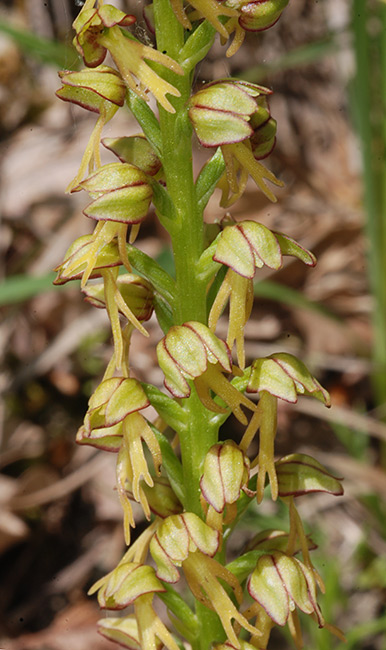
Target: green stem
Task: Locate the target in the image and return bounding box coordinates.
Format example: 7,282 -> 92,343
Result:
153,0 -> 207,326
152,5 -> 225,648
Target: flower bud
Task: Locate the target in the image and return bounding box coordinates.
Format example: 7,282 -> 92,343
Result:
227,0 -> 289,32
247,352 -> 330,405
83,273 -> 154,323
75,162 -> 153,224
103,135 -> 162,176
200,440 -> 250,513
188,79 -> 271,147
56,65 -> 125,114
138,477 -> 183,518
250,99 -> 277,160
276,453 -> 344,497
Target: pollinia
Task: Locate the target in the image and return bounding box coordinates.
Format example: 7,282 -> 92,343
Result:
55,1 -> 345,648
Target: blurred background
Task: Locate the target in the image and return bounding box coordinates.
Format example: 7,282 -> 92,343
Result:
1,0 -> 386,648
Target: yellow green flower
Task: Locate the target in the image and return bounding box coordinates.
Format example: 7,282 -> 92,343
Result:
150,513 -> 260,648
73,2 -> 184,113
240,353 -> 330,502
77,377 -> 161,541
157,321 -> 256,424
209,222 -> 316,369
53,234 -> 121,285
90,560 -> 179,650
248,551 -> 322,627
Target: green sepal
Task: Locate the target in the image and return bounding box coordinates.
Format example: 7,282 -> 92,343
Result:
276,453 -> 343,497
142,382 -> 187,431
196,147 -> 226,211
149,177 -> 178,225
179,21 -> 216,71
150,424 -> 185,505
126,244 -> 176,306
126,89 -> 163,160
226,550 -> 265,584
154,294 -> 174,334
158,583 -> 199,641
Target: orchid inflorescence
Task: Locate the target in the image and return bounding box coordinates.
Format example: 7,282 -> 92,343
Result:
55,1 -> 345,649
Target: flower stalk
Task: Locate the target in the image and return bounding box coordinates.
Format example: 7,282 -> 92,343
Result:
55,2 -> 345,649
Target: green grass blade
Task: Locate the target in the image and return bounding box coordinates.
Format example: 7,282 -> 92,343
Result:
241,37 -> 338,82
0,21 -> 77,68
0,273 -> 62,306
254,279 -> 340,321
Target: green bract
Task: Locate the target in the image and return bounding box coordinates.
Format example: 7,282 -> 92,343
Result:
103,135 -> 162,175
